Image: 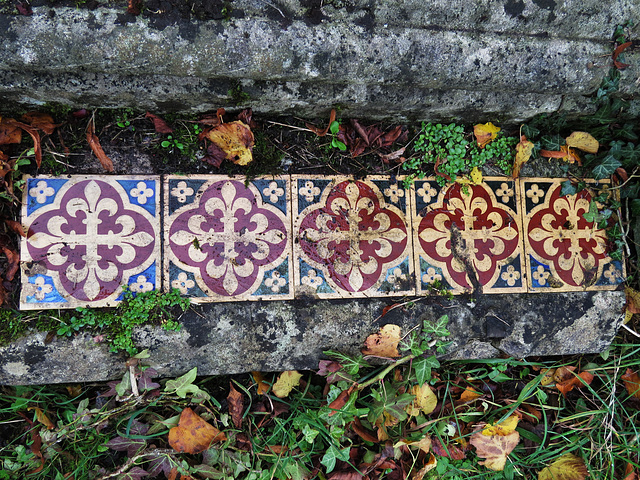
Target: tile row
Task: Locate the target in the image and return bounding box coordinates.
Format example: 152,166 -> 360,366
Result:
20,175 -> 625,309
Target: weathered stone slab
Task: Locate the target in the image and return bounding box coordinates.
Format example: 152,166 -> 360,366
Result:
0,291 -> 625,385
0,1 -> 633,121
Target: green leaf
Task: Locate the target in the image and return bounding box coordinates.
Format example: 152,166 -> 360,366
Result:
320,445 -> 349,473
592,154 -> 622,179
329,121 -> 340,135
631,199 -> 640,216
539,134 -> 564,151
521,124 -> 539,139
413,357 -> 431,385
164,367 -> 198,398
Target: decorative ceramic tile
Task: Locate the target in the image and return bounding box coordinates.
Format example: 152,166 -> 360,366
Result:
292,175 -> 415,299
164,176 -> 293,302
20,176 -> 161,309
411,177 -> 526,294
520,178 -> 625,292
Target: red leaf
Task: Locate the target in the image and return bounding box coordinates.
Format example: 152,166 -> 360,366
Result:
198,108 -> 226,127
202,142 -> 227,168
16,2 -> 32,15
86,117 -> 114,172
145,112 -> 173,134
237,108 -> 257,129
613,41 -> 632,69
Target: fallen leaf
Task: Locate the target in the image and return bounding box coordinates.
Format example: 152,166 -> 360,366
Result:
22,112 -> 57,135
540,145 -> 581,165
28,407 -> 55,430
474,122 -> 501,148
482,415 -> 519,436
228,382 -> 244,429
624,462 -> 638,480
411,453 -> 437,480
554,367 -> 594,397
203,121 -> 254,166
434,156 -> 452,182
198,108 -> 226,127
459,387 -> 482,403
540,368 -> 556,386
145,112 -> 173,134
470,166 -> 483,184
168,407 -> 226,454
0,117 -> 22,145
306,109 -> 337,137
470,429 -> 519,471
395,435 -> 432,455
127,0 -> 142,15
251,371 -> 270,395
380,147 -> 406,165
625,287 -> 640,315
431,437 -> 465,460
565,132 -> 599,154
621,368 -> 640,399
86,117 -> 114,172
362,324 -> 401,358
16,2 -> 32,15
512,135 -> 534,179
351,417 -> 378,443
538,453 -> 588,480
272,370 -> 303,398
5,220 -> 26,237
613,41 -> 632,69
1,246 -> 19,281
328,387 -> 354,416
406,384 -> 437,416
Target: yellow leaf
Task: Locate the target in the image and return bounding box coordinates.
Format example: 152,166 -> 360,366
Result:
470,166 -> 483,184
566,131 -> 599,154
470,429 -> 519,471
28,407 -> 54,430
251,371 -> 270,395
411,453 -> 437,480
540,368 -> 556,386
482,415 -> 519,436
474,122 -> 501,148
204,121 -> 254,166
395,434 -> 432,454
538,453 -> 588,480
407,384 -> 438,416
362,324 -> 401,358
459,387 -> 482,403
272,370 -> 302,398
512,135 -> 534,179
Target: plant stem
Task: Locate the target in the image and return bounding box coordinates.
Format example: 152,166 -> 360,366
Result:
357,354 -> 415,391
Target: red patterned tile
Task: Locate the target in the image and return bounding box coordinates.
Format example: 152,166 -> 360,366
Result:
411,177 -> 526,294
292,176 -> 414,298
520,178 -> 625,292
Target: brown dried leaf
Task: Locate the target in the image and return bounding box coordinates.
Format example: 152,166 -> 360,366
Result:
380,147 -> 406,165
1,246 -> 19,282
203,121 -> 254,166
351,417 -> 378,443
411,453 -> 437,480
228,382 -> 244,429
86,117 -> 114,172
145,112 -> 173,134
22,112 -> 58,135
362,324 -> 401,358
625,287 -> 640,315
127,0 -> 142,15
28,407 -> 55,430
168,407 -> 226,454
0,117 -> 22,145
328,387 -> 354,417
431,437 -> 465,460
251,371 -> 270,395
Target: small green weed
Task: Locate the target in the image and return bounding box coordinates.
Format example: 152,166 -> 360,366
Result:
55,288 -> 189,355
329,120 -> 347,151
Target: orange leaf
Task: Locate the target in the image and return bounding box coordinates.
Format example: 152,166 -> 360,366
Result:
474,122 -> 501,148
328,386 -> 354,416
228,382 -> 244,429
7,120 -> 42,168
621,368 -> 640,399
362,324 -> 401,358
168,407 -> 226,454
538,453 -> 588,480
251,371 -> 270,395
203,121 -> 254,166
86,117 -> 114,172
5,219 -> 26,237
555,370 -> 594,397
28,407 -> 55,430
624,462 -> 638,480
512,135 -> 534,179
459,387 -> 482,403
305,109 -> 337,137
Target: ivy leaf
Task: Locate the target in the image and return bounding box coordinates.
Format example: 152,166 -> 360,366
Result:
539,134 -> 564,151
320,445 -> 350,473
592,154 -> 621,179
413,356 -> 440,385
164,367 -> 199,398
560,180 -> 577,197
